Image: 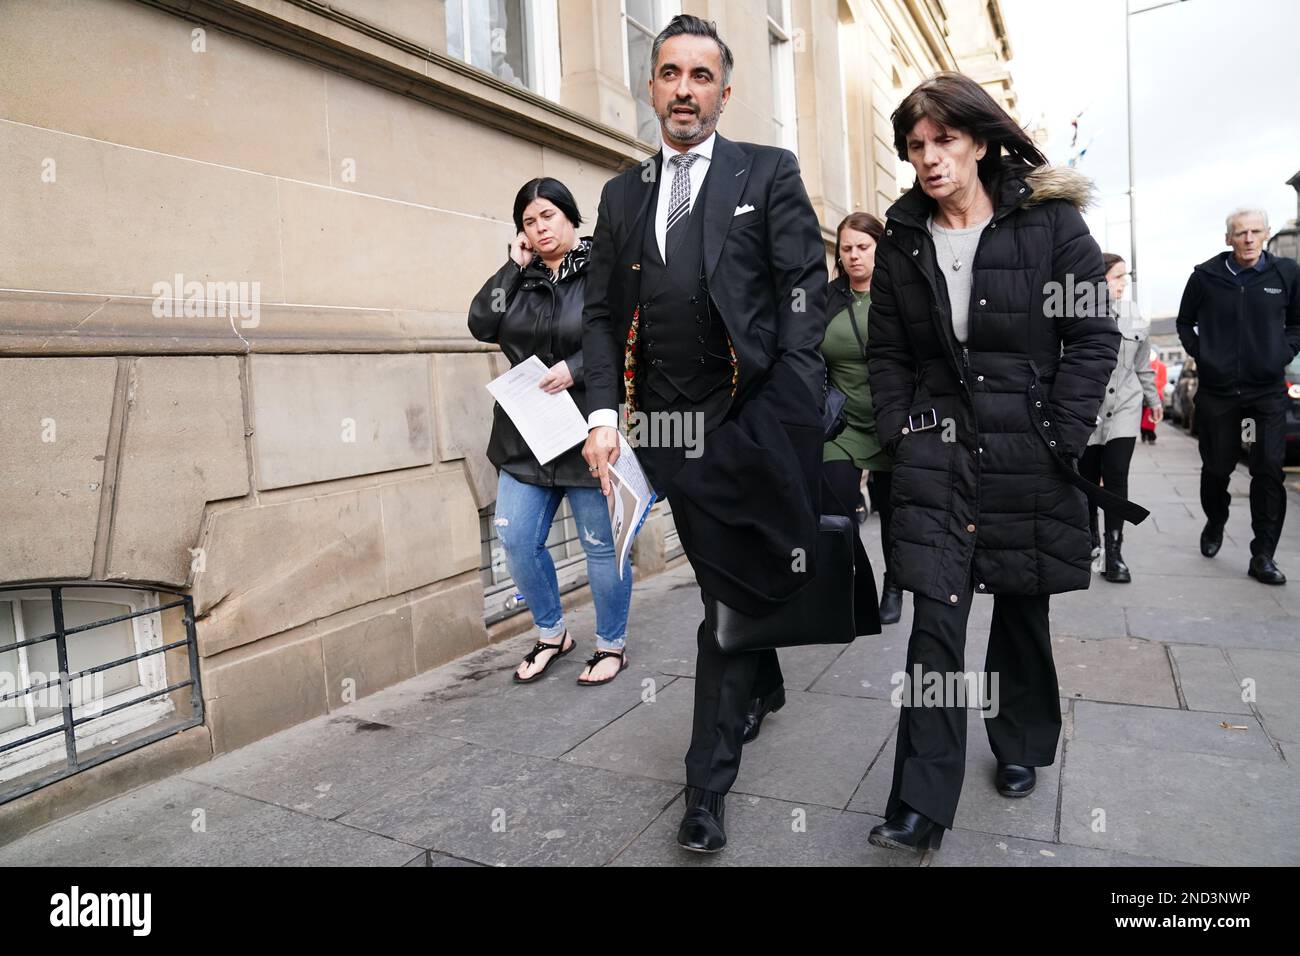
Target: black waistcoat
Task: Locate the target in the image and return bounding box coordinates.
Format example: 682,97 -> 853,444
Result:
636,172 -> 732,405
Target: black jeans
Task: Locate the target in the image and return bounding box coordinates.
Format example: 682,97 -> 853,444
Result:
1195,390 -> 1288,557
1078,437 -> 1136,535
885,582 -> 1058,830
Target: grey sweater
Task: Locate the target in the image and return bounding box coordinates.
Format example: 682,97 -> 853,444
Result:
929,213 -> 992,344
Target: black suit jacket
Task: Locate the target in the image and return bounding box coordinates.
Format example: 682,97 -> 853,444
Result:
582,134 -> 831,612
581,134 -> 828,415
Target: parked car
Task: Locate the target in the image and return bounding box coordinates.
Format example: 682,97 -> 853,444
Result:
1163,361 -> 1183,412
1278,354 -> 1300,464
1170,358 -> 1198,432
1180,354 -> 1300,463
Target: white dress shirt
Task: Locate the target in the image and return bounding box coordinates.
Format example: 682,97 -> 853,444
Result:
588,132 -> 717,432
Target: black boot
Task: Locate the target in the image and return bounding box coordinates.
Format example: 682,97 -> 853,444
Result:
1088,509 -> 1102,573
1103,527 -> 1131,583
868,803 -> 945,853
878,575 -> 903,626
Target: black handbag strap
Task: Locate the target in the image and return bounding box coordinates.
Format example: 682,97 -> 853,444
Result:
844,294 -> 868,360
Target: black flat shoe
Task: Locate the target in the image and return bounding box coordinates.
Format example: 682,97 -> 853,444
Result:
576,648 -> 628,686
677,789 -> 726,853
1200,522 -> 1224,558
868,805 -> 944,853
995,763 -> 1036,797
741,686 -> 786,743
511,632 -> 574,683
878,581 -> 903,626
1248,554 -> 1287,585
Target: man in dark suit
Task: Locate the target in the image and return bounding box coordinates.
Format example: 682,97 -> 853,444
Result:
580,14 -> 827,852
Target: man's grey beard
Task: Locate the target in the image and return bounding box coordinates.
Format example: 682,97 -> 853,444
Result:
659,99 -> 724,145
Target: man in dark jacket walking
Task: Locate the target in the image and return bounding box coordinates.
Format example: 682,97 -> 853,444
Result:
1176,208 -> 1300,584
580,15 -> 828,853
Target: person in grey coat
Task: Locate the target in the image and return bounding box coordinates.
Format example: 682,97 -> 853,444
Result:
1079,253 -> 1162,582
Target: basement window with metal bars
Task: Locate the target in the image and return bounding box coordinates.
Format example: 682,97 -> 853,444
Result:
478,500 -> 590,626
0,584 -> 203,805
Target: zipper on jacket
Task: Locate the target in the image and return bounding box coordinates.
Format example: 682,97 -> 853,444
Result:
1237,286 -> 1246,396
902,223 -> 984,583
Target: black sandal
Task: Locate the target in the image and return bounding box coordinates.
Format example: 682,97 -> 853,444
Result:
577,649 -> 628,686
512,632 -> 574,683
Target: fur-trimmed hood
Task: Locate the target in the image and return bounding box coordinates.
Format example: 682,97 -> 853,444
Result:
1019,164 -> 1096,211
886,162 -> 1096,230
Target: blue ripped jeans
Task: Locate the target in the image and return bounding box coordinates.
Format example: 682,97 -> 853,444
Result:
493,469 -> 632,651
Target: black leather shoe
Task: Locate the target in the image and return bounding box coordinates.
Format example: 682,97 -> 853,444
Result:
995,763 -> 1036,797
878,580 -> 903,626
868,804 -> 944,853
1200,522 -> 1224,558
741,686 -> 786,743
1248,554 -> 1287,585
677,789 -> 726,853
1102,529 -> 1131,583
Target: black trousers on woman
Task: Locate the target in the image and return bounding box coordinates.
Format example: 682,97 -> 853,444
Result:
868,470 -> 895,581
1078,437 -> 1136,534
884,580 -> 1058,830
827,459 -> 895,587
821,458 -> 882,624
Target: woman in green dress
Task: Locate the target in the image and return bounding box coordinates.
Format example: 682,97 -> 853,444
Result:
823,212 -> 904,625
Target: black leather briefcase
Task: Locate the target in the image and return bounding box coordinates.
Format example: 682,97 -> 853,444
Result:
705,514 -> 857,654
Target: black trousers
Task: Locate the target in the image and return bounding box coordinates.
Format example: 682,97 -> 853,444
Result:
826,455 -> 889,606
851,467 -> 897,581
635,384 -> 784,796
1078,437 -> 1136,535
869,470 -> 895,582
1195,390 -> 1288,557
826,463 -> 899,580
885,581 -> 1058,830
824,456 -> 889,593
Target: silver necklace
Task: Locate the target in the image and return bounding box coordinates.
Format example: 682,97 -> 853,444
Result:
932,217 -> 963,272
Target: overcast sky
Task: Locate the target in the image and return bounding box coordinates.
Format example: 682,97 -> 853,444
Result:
999,0 -> 1300,317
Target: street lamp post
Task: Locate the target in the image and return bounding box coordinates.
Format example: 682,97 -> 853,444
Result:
1125,0 -> 1189,312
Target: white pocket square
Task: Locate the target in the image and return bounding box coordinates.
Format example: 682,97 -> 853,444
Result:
733,204 -> 756,217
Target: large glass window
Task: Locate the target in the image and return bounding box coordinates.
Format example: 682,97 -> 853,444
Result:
445,0 -> 560,98
624,0 -> 681,144
768,0 -> 797,152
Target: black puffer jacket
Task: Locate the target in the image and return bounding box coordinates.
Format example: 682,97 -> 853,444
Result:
468,238 -> 598,488
866,164 -> 1118,603
1175,251 -> 1300,399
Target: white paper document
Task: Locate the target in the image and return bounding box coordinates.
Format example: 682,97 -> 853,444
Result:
485,355 -> 590,465
606,433 -> 656,580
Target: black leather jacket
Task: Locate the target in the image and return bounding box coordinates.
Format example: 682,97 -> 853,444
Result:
468,238 -> 597,488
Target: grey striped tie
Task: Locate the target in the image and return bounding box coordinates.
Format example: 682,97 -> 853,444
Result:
664,151 -> 700,262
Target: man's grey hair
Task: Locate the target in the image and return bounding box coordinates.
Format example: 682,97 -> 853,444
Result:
1225,207 -> 1270,234
651,14 -> 734,88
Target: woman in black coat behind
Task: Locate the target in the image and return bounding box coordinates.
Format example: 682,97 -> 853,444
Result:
864,72 -> 1123,853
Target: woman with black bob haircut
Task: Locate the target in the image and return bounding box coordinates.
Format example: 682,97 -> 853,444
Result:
864,72 -> 1131,853
469,177 -> 635,688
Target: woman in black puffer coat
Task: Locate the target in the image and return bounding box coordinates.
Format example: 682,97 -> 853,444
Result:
864,73 -> 1136,855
